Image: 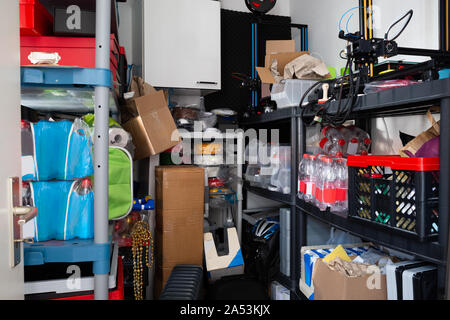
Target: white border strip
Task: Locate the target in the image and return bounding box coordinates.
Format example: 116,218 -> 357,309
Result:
64,124 -> 75,180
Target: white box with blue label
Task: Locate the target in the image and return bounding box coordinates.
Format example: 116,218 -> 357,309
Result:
204,227 -> 244,283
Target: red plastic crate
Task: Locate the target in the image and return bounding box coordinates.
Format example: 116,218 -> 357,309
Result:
20,0 -> 53,36
20,35 -> 121,82
347,155 -> 440,241
50,256 -> 125,301
347,155 -> 440,171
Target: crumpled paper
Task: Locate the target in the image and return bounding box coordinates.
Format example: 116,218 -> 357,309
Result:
270,59 -> 284,84
327,257 -> 372,278
283,54 -> 330,80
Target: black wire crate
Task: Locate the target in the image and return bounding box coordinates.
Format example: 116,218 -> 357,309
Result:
347,156 -> 440,242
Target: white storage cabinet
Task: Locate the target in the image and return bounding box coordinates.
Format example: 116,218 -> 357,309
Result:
143,0 -> 221,90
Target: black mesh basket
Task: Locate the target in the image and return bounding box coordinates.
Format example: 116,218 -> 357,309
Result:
347,156 -> 440,242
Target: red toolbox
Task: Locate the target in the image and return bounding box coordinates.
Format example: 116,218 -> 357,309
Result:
20,0 -> 53,36
20,34 -> 121,83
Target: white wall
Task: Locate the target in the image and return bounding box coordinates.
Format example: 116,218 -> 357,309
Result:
290,0 -> 440,72
117,0 -> 143,76
221,0 -> 291,16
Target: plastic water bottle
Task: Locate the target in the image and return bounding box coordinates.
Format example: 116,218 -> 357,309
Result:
298,154 -> 315,201
75,178 -> 93,196
308,155 -> 319,204
347,126 -> 371,156
332,158 -> 348,214
315,157 -> 336,211
298,156 -> 307,200
312,155 -> 323,208
319,137 -> 346,157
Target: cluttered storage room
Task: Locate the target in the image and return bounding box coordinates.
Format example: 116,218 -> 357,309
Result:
1,0 -> 450,302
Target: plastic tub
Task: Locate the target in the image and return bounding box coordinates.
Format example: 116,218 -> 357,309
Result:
271,79 -> 317,109
20,35 -> 121,82
20,0 -> 54,36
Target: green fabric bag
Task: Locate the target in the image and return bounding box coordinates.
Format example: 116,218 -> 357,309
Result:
108,146 -> 133,220
83,114 -> 133,220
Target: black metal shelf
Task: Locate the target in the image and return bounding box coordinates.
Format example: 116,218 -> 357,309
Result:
240,107 -> 298,126
243,182 -> 294,205
302,78 -> 450,119
296,198 -> 445,266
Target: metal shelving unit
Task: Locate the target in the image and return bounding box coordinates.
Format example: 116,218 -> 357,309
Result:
20,0 -> 114,300
241,77 -> 450,299
179,131 -> 244,241
243,182 -> 293,206
298,77 -> 450,299
296,199 -> 443,265
241,107 -> 303,299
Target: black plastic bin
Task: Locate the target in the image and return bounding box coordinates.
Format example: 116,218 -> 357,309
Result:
347,156 -> 440,242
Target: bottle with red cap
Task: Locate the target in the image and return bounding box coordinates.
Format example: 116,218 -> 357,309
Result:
312,155 -> 324,208
347,125 -> 371,156
75,178 -> 93,196
332,158 -> 348,215
298,154 -> 315,202
315,156 -> 336,212
320,126 -> 347,157
319,137 -> 346,157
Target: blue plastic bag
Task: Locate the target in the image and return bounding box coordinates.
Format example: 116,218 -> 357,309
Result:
24,119 -> 94,181
30,180 -> 94,242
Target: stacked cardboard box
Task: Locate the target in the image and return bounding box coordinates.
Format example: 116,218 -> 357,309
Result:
154,166 -> 205,298
122,78 -> 180,160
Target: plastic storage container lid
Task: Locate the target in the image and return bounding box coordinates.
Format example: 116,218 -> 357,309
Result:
347,155 -> 440,171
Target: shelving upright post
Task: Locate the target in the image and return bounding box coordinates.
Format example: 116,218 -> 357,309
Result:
94,0 -> 111,300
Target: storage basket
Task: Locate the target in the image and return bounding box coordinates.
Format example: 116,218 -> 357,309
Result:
347,156 -> 440,242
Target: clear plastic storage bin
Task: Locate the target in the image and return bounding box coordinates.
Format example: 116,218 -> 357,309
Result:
269,146 -> 292,194
271,79 -> 317,109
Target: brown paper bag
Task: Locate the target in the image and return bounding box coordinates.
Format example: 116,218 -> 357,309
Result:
284,54 -> 331,80
399,107 -> 440,157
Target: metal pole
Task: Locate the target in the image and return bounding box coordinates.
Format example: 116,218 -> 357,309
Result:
236,131 -> 244,242
94,0 -> 111,301
290,113 -> 299,298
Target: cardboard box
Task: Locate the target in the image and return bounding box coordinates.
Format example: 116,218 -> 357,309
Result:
204,227 -> 244,283
312,258 -> 387,300
256,40 -> 308,84
300,243 -> 371,300
266,40 -> 296,55
154,264 -> 175,299
155,166 -> 205,213
154,166 -> 205,296
122,79 -> 180,160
